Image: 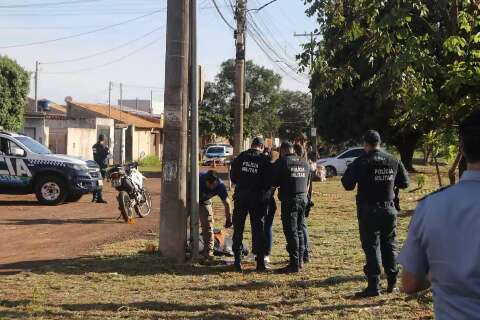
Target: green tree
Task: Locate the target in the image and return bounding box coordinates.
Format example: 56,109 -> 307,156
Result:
0,56 -> 29,131
200,59 -> 282,139
277,90 -> 311,140
302,0 -> 480,170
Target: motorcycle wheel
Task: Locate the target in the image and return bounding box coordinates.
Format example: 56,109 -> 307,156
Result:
135,190 -> 152,218
118,191 -> 135,222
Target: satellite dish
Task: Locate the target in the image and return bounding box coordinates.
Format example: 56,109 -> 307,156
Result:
64,96 -> 73,103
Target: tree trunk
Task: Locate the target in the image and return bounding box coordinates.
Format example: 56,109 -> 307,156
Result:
396,140 -> 417,172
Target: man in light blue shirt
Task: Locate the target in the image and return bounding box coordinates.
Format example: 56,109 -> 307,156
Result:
398,110 -> 480,319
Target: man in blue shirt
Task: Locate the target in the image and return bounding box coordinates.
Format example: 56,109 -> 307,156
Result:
199,170 -> 232,259
399,110 -> 480,319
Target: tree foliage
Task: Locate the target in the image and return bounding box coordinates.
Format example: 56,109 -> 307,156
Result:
0,55 -> 29,131
200,60 -> 311,141
302,0 -> 480,169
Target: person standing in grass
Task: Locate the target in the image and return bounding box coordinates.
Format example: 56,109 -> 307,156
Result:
341,130 -> 409,297
274,142 -> 311,273
399,110 -> 480,319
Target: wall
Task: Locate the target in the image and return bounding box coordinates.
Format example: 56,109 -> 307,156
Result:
66,127 -> 97,159
22,117 -> 49,146
133,128 -> 151,160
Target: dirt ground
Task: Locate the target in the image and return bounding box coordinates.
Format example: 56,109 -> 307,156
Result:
0,176 -> 161,274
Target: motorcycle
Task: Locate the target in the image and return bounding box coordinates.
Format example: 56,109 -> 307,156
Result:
107,159 -> 152,222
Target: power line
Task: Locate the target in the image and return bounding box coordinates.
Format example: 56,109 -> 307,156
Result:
41,25 -> 165,64
210,0 -> 235,31
0,0 -> 102,8
0,9 -> 164,49
41,37 -> 162,74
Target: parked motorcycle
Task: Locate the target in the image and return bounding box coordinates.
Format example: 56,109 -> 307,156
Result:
107,159 -> 152,222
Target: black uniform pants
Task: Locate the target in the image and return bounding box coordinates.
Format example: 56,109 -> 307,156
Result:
232,190 -> 268,259
357,201 -> 398,280
281,194 -> 308,266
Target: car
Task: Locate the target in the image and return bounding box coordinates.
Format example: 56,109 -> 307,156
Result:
203,145 -> 233,165
316,147 -> 365,177
0,130 -> 103,205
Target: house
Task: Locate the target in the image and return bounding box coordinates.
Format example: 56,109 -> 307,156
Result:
22,98 -> 115,157
66,101 -> 163,163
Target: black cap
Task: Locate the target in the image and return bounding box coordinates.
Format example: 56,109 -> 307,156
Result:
459,110 -> 480,135
98,134 -> 106,142
364,130 -> 381,145
252,137 -> 265,146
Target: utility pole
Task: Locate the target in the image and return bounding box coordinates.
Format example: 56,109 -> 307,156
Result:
294,32 -> 318,148
234,0 -> 247,155
160,0 -> 190,261
150,90 -> 153,114
108,81 -> 112,118
119,83 -> 123,121
34,61 -> 39,112
190,0 -> 200,261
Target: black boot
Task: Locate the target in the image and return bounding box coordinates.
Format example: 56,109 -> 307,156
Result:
276,258 -> 299,274
256,255 -> 267,272
233,253 -> 242,272
354,277 -> 380,298
387,276 -> 398,293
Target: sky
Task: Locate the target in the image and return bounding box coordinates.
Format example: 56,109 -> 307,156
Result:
0,0 -> 317,114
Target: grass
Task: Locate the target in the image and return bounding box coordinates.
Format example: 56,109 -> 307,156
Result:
0,165 -> 446,320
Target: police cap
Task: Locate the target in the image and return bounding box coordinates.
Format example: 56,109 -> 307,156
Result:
252,137 -> 265,146
459,110 -> 480,136
364,130 -> 381,145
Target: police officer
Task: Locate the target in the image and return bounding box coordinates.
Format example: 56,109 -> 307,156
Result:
398,110 -> 480,319
92,134 -> 110,203
273,142 -> 311,273
341,130 -> 409,297
230,137 -> 272,271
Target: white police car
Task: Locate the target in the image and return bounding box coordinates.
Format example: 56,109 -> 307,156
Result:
0,130 -> 102,205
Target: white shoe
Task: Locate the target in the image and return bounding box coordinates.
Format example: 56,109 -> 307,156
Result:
264,256 -> 270,263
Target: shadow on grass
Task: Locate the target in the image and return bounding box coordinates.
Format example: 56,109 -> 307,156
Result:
0,254 -> 232,276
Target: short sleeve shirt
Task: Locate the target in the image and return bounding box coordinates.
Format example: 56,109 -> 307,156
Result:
398,171 -> 480,320
199,172 -> 228,203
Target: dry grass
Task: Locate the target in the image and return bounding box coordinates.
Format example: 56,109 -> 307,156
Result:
0,166 -> 446,320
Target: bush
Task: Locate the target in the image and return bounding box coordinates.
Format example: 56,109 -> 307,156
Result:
139,155 -> 161,167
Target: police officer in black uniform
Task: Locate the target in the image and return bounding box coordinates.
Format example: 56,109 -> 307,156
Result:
92,134 -> 110,203
341,130 -> 409,297
273,142 -> 311,273
230,137 -> 273,271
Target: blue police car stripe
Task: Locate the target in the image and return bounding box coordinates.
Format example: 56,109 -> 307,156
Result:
28,159 -> 66,167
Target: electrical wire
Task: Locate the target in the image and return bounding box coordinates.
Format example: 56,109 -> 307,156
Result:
41,25 -> 165,64
41,37 -> 162,74
0,9 -> 164,49
210,0 -> 235,31
0,0 -> 102,8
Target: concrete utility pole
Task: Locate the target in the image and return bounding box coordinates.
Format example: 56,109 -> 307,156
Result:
159,0 -> 190,261
150,90 -> 153,114
119,83 -> 123,121
294,32 -> 319,148
34,61 -> 39,112
234,0 -> 247,156
190,0 -> 200,260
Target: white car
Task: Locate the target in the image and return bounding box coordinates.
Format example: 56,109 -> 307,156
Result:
316,147 -> 365,177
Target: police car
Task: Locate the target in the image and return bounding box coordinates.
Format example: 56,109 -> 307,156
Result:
0,130 -> 102,205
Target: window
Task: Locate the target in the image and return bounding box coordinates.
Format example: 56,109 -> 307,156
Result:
207,147 -> 225,154
0,138 -> 26,157
16,136 -> 51,155
338,148 -> 364,159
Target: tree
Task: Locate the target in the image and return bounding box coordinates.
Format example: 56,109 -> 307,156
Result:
302,0 -> 480,170
0,56 -> 29,131
277,90 -> 311,141
200,60 -> 282,140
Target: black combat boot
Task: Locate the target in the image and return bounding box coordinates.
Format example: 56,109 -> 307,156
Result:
233,253 -> 242,272
387,276 -> 399,293
276,258 -> 300,274
354,277 -> 380,298
256,255 -> 267,272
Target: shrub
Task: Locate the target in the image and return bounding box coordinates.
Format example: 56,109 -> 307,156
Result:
139,155 -> 161,167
